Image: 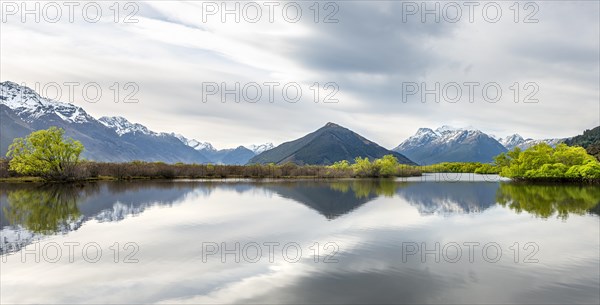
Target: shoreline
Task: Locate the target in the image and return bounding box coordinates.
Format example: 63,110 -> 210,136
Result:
1,173 -> 597,184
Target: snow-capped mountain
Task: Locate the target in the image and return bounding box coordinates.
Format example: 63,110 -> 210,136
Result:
172,134 -> 274,164
175,134 -> 273,156
394,125 -> 568,164
1,81 -> 209,163
247,143 -> 274,154
0,80 -> 93,124
97,120 -> 268,165
393,126 -> 507,165
171,133 -> 216,152
174,135 -> 256,164
498,133 -> 564,150
99,116 -> 157,136
498,134 -> 527,150
394,128 -> 441,151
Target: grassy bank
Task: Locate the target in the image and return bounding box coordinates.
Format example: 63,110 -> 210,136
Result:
3,143 -> 599,184
0,159 -> 423,182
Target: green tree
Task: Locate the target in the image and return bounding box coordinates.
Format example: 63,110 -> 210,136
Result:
6,127 -> 84,180
352,157 -> 376,177
330,160 -> 351,170
374,155 -> 399,177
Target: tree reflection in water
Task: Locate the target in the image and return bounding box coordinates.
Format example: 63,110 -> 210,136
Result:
4,185 -> 82,234
328,179 -> 398,198
496,183 -> 600,219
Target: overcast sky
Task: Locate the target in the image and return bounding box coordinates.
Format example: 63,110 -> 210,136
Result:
1,1 -> 599,149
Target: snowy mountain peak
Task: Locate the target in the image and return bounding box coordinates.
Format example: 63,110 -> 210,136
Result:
0,81 -> 92,124
435,125 -> 462,134
195,142 -> 216,151
246,143 -> 274,154
394,128 -> 440,151
99,116 -> 156,136
416,128 -> 439,136
499,134 -> 525,150
171,133 -> 189,144
434,125 -> 481,134
171,133 -> 216,151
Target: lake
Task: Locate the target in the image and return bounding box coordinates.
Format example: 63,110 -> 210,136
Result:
1,174 -> 599,304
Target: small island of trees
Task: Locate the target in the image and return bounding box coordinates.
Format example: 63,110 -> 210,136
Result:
494,143 -> 600,182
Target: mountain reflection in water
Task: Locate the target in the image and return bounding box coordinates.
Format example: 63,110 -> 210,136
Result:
1,179 -> 599,254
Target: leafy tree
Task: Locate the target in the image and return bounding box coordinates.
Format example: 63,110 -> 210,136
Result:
553,144 -> 594,166
330,160 -> 351,170
374,155 -> 399,177
565,162 -> 600,179
6,127 -> 84,180
352,157 -> 375,177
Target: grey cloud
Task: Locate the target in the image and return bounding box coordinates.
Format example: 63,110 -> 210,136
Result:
284,1 -> 457,75
1,1 -> 598,147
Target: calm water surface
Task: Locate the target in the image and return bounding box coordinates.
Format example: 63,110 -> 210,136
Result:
1,174 -> 599,304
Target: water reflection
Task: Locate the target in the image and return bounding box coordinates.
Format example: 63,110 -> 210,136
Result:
0,181 -> 204,254
2,180 -> 599,255
396,182 -> 498,214
263,180 -> 396,219
4,186 -> 81,234
2,180 -> 599,236
0,178 -> 598,304
497,183 -> 600,219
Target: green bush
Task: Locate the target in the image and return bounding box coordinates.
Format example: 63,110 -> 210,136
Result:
496,143 -> 600,181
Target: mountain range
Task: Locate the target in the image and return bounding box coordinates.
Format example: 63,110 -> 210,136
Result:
1,81 -> 594,166
0,81 -> 271,165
